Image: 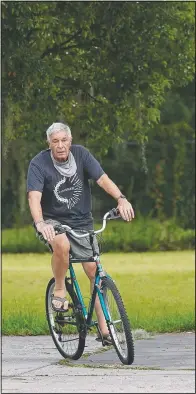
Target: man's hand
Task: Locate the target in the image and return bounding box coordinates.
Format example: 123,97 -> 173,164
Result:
117,198 -> 135,222
36,221 -> 56,242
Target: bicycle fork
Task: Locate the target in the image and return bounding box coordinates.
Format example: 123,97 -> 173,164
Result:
94,275 -> 114,346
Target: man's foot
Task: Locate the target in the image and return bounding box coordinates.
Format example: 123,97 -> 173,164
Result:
51,295 -> 69,312
52,287 -> 68,311
96,333 -> 113,345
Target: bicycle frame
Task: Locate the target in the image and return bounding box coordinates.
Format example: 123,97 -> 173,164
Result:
68,254 -> 111,331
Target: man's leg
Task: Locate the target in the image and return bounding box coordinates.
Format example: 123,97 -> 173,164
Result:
82,262 -> 109,336
49,233 -> 70,309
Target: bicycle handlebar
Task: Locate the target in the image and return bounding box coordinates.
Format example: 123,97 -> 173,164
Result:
54,208 -> 121,238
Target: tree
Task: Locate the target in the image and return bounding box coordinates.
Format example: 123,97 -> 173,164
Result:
1,1 -> 195,227
2,1 -> 195,154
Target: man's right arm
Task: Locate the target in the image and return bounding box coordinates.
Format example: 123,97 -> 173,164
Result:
28,191 -> 55,241
28,191 -> 44,225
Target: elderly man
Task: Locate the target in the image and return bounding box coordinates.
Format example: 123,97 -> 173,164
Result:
27,122 -> 134,340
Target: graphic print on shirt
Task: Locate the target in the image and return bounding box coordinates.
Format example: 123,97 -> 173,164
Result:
53,173 -> 83,209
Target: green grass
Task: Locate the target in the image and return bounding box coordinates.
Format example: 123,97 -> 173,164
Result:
2,251 -> 195,335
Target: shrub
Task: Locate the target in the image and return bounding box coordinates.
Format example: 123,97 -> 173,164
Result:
2,218 -> 194,253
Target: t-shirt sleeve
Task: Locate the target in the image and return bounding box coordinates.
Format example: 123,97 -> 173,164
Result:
27,161 -> 45,193
82,147 -> 105,181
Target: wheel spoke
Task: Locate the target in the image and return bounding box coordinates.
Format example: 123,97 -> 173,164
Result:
102,277 -> 134,365
46,278 -> 86,360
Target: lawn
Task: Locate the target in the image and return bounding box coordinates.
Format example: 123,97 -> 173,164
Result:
2,250 -> 195,335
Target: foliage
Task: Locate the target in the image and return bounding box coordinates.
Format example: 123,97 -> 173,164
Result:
2,217 -> 195,254
90,84 -> 195,229
1,1 -> 195,230
2,1 -> 195,153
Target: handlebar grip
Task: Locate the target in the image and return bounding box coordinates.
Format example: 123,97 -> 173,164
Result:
108,208 -> 121,220
53,224 -> 65,235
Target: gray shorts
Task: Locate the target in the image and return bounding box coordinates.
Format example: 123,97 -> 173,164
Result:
36,219 -> 99,260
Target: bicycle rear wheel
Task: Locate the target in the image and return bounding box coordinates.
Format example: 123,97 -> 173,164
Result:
102,277 -> 134,365
46,277 -> 86,360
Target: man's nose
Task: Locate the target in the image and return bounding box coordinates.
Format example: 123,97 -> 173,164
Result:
58,141 -> 63,148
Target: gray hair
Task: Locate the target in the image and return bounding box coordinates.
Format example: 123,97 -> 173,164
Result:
46,122 -> 72,141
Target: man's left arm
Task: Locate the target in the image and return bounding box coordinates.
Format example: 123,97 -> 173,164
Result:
97,174 -> 135,222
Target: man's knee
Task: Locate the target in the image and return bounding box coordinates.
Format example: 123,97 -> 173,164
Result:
50,234 -> 70,257
83,262 -> 96,281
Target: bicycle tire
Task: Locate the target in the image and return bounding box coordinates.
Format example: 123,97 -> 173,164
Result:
102,276 -> 134,365
45,277 -> 86,360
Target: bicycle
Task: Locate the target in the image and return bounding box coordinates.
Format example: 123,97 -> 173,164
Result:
45,208 -> 134,365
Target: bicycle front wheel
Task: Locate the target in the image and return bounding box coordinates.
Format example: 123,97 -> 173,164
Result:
102,277 -> 134,365
46,277 -> 86,360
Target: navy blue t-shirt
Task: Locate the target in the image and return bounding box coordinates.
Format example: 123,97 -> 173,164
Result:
27,145 -> 105,229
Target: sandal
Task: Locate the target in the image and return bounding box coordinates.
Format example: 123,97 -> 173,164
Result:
96,333 -> 112,345
51,295 -> 69,312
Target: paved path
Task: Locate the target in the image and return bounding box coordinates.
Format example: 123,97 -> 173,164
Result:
2,332 -> 195,393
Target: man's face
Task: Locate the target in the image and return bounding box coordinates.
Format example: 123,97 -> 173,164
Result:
48,130 -> 72,162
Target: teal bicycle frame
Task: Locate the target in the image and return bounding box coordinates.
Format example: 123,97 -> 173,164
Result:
68,259 -> 111,329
